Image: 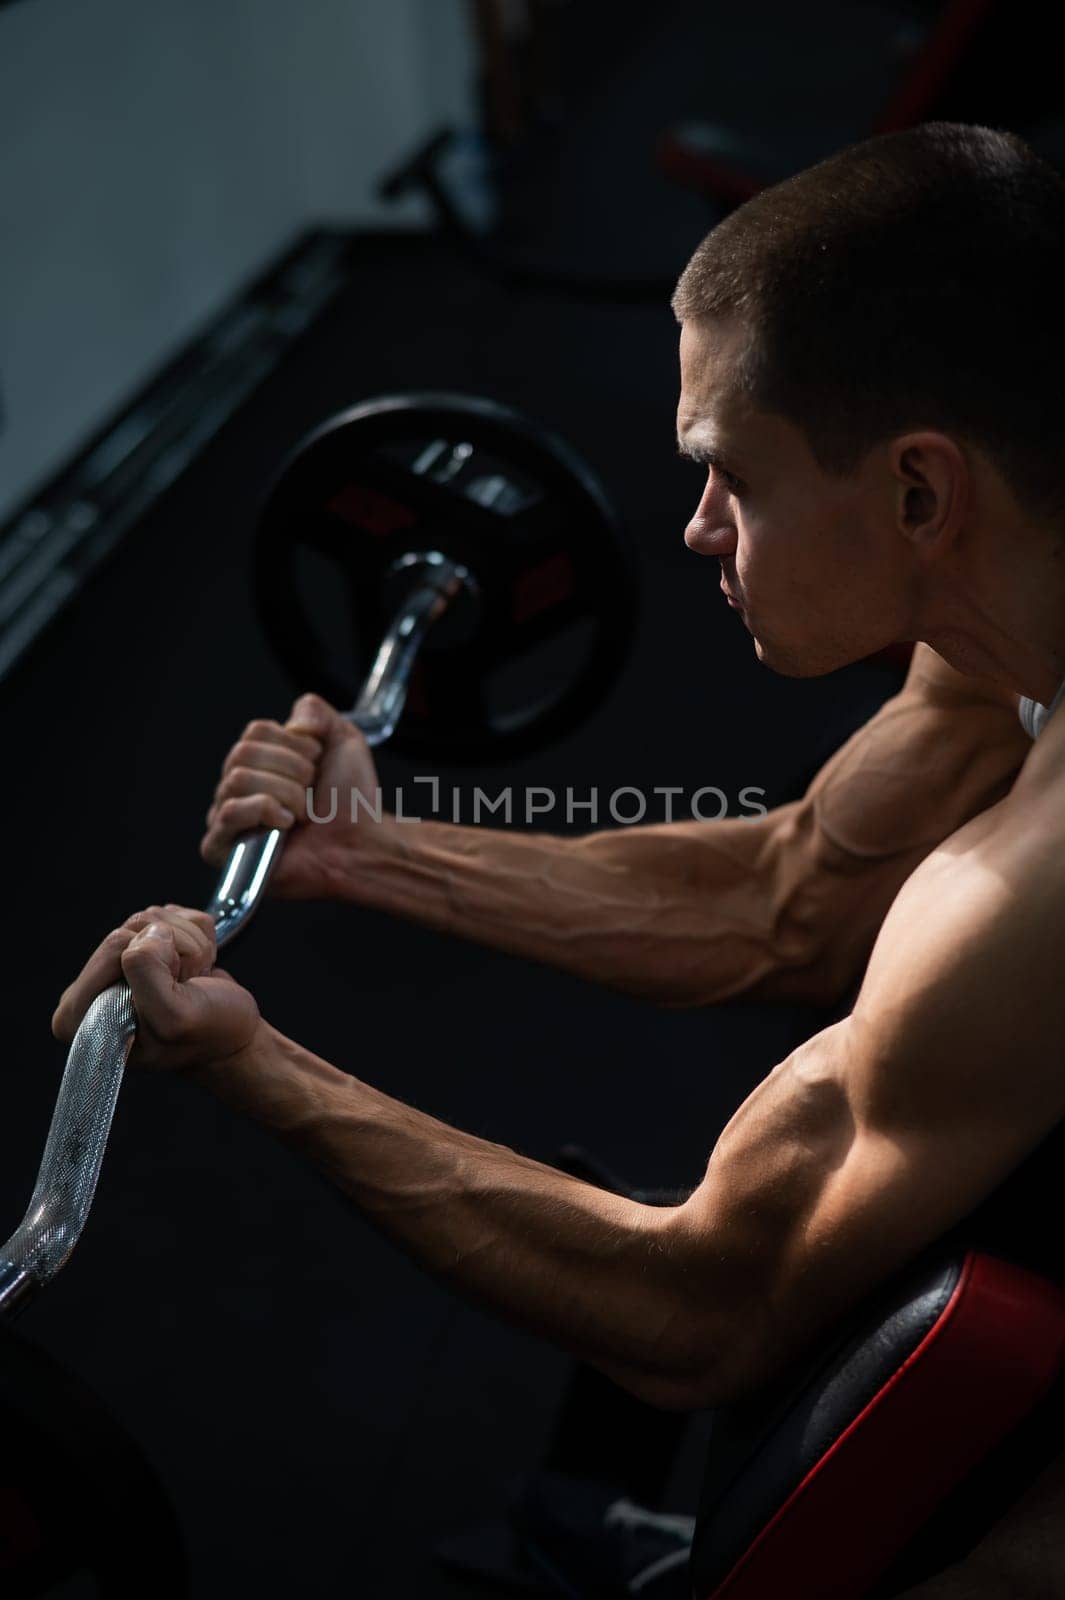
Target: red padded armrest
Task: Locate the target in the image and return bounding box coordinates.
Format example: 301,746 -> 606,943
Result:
693,1252 -> 1065,1600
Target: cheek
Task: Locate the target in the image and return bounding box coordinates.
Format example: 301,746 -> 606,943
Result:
743,499 -> 823,566
733,511 -> 767,577
734,512 -> 820,607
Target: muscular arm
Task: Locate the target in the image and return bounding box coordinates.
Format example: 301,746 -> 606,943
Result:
668,723 -> 1065,1396
194,719 -> 1065,1410
193,1028 -> 704,1404
335,647 -> 1029,1008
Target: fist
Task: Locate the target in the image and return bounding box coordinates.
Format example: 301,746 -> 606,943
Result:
52,905 -> 260,1072
200,693 -> 382,900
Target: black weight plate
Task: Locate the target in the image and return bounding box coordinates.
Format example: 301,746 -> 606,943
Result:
254,393 -> 637,761
0,1321 -> 186,1597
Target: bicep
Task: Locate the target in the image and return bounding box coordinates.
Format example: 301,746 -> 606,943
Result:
673,818 -> 1065,1389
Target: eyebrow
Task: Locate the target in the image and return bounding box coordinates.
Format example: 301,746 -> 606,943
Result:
675,437 -> 742,476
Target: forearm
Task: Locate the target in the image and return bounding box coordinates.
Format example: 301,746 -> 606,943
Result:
322,682 -> 1026,1010
335,807 -> 812,1005
193,1023 -> 714,1406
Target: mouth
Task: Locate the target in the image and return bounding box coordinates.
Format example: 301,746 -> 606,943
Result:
720,578 -> 743,609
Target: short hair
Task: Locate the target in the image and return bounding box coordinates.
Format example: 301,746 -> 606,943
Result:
672,122 -> 1065,531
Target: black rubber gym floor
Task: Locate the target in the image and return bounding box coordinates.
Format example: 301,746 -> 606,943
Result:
0,3 -> 953,1594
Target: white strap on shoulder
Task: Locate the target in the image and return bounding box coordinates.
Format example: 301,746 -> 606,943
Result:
1019,673 -> 1065,741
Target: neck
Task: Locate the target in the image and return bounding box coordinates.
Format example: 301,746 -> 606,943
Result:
916,520 -> 1065,707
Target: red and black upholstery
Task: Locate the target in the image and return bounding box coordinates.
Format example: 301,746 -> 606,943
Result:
690,1248 -> 1065,1600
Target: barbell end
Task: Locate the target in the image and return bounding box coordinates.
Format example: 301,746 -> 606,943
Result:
0,1259 -> 37,1320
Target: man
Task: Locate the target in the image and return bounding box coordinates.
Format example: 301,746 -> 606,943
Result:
54,122 -> 1065,1594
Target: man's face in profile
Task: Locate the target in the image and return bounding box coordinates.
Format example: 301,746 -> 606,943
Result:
676,317 -> 907,677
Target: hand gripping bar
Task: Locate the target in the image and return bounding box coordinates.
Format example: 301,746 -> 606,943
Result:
0,554 -> 469,1317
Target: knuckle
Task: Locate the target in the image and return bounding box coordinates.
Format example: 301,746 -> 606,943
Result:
220,748 -> 240,777
171,905 -> 215,939
244,719 -> 276,741
228,741 -> 258,769
219,770 -> 257,803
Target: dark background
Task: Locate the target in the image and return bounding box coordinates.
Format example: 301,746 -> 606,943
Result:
1,2 -> 1059,1594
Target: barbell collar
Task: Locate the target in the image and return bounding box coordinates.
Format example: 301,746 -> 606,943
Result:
350,552 -> 475,745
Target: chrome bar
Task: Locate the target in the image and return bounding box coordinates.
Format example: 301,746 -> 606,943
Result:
0,554 -> 469,1317
207,553 -> 472,949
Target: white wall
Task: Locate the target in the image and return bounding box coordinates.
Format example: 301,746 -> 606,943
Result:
0,0 -> 475,519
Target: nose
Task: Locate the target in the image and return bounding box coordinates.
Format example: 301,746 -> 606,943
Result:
683,475 -> 738,557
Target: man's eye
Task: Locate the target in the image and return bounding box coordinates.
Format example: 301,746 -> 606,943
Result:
678,453 -> 743,495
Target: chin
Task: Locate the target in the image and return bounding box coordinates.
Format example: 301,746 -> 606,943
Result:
752,634 -> 848,678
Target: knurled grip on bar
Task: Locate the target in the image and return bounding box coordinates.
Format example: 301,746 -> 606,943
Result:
0,557 -> 469,1318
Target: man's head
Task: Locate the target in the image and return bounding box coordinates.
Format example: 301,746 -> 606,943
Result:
673,122 -> 1065,690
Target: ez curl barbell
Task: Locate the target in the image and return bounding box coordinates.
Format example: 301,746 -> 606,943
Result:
0,392 -> 635,1317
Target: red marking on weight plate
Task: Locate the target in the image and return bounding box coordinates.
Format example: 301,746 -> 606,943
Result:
326,483 -> 418,537
512,554 -> 577,624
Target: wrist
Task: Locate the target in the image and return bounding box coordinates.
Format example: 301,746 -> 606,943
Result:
321,810 -> 412,909
187,1018 -> 362,1143
188,1016 -> 275,1091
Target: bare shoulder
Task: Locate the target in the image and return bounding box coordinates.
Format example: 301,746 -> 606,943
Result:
851,736 -> 1065,1142
803,643 -> 1030,865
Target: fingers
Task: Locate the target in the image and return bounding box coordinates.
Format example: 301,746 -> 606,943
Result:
203,713 -> 325,846
200,698 -> 359,872
285,692 -> 338,740
120,936 -> 262,1073
53,905 -> 256,1074
212,721 -> 319,813
228,718 -> 321,769
208,764 -> 306,825
287,695 -> 370,767
52,926 -> 137,1042
221,739 -> 315,787
119,923 -> 185,1040
52,905 -> 217,1044
200,793 -> 297,868
123,905 -> 216,981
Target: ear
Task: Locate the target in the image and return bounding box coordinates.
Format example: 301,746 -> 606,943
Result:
890,432 -> 968,556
